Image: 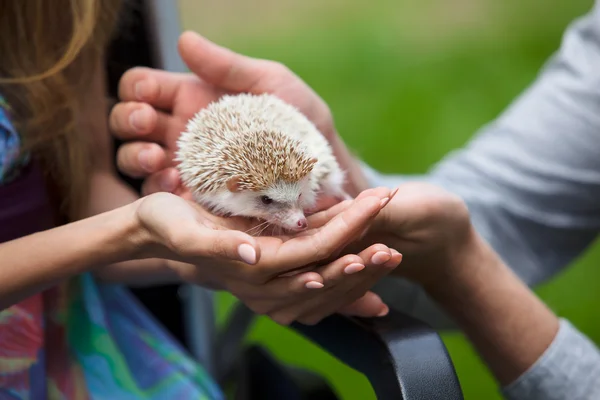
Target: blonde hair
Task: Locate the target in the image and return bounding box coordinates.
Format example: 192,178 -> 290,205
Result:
0,0 -> 122,220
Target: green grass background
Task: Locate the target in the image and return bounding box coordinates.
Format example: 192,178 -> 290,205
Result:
179,1 -> 600,398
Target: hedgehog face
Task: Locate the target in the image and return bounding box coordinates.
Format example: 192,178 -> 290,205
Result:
218,174 -> 314,232
251,177 -> 314,232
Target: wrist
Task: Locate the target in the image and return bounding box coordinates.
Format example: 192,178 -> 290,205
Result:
100,201 -> 149,263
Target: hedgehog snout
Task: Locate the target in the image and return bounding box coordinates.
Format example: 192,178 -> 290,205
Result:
278,208 -> 309,232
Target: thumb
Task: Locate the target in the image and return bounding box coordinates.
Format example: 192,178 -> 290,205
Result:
337,291 -> 389,317
178,31 -> 264,92
194,227 -> 261,265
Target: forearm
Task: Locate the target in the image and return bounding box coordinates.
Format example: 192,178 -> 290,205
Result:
426,231 -> 559,386
0,203 -> 140,310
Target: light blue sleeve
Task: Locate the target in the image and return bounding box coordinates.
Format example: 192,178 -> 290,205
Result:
502,319 -> 600,400
369,2 -> 600,397
368,1 -> 600,287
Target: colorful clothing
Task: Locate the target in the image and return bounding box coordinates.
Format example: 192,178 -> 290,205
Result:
0,95 -> 223,399
0,96 -> 29,184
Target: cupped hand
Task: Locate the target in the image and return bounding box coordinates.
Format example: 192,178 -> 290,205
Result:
109,30 -> 335,199
311,182 -> 475,288
134,189 -> 399,323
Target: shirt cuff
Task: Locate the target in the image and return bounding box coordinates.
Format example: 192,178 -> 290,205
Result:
502,318 -> 600,400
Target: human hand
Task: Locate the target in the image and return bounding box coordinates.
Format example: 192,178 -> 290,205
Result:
310,183 -> 476,289
134,189 -> 400,323
109,31 -> 364,203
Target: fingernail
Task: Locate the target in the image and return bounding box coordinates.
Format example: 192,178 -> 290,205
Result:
129,110 -> 144,131
238,243 -> 257,264
377,306 -> 389,317
380,197 -> 390,208
344,263 -> 365,275
305,281 -> 324,289
135,81 -> 149,100
371,251 -> 391,265
160,176 -> 176,192
138,149 -> 153,172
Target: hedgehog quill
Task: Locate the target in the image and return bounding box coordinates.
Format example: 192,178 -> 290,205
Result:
175,93 -> 350,233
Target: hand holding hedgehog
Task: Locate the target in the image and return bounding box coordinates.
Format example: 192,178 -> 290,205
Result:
175,93 -> 350,232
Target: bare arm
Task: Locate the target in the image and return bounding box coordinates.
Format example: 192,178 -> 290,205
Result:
426,232 -> 560,386
424,230 -> 600,400
0,204 -> 139,310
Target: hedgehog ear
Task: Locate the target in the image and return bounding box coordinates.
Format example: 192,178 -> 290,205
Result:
226,176 -> 243,192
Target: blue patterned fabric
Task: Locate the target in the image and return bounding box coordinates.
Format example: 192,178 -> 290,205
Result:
0,96 -> 29,183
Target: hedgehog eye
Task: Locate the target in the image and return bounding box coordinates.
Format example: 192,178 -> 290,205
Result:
260,195 -> 274,205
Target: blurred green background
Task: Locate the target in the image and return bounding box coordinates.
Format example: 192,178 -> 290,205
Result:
179,0 -> 598,398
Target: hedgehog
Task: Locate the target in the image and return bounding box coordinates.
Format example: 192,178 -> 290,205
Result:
175,93 -> 350,232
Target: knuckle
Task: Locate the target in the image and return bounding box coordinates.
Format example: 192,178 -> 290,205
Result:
369,244 -> 389,254
210,235 -> 227,258
341,254 -> 362,266
119,67 -> 150,96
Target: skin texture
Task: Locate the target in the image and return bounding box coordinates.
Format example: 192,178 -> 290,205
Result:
109,31 -> 563,387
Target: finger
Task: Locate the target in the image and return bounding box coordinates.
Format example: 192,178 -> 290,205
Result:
266,255 -> 365,325
305,199 -> 353,229
230,270 -> 325,311
140,167 -> 181,195
298,245 -> 401,323
178,31 -> 269,92
183,227 -> 261,266
118,66 -> 188,110
109,102 -> 157,138
110,102 -> 174,144
335,251 -> 403,318
116,141 -> 169,178
268,244 -> 391,324
260,196 -> 385,272
305,195 -> 343,214
306,186 -> 393,230
355,186 -> 395,201
337,291 -> 388,317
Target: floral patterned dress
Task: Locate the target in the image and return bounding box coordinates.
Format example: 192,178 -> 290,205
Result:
0,95 -> 223,400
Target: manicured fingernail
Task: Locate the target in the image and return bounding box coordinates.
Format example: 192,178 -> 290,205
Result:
138,149 -> 153,172
371,251 -> 391,265
377,306 -> 389,317
305,281 -> 324,289
380,197 -> 390,208
344,263 -> 365,275
238,244 -> 256,264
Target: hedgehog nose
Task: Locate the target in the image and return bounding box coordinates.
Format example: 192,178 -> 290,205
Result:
296,218 -> 308,230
